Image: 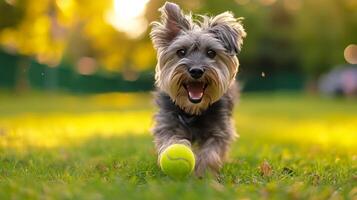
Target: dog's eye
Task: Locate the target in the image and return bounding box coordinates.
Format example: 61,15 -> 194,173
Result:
176,49 -> 186,58
207,49 -> 216,59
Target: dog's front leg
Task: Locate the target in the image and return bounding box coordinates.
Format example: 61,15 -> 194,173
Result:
195,137 -> 229,178
153,130 -> 191,163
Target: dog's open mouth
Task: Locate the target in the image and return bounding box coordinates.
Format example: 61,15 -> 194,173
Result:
184,82 -> 207,104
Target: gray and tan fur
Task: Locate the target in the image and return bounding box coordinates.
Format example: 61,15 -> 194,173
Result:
150,2 -> 246,177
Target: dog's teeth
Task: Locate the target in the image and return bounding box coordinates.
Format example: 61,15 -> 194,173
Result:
188,91 -> 203,100
186,82 -> 204,101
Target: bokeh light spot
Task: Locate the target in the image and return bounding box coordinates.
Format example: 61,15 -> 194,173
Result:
76,57 -> 97,75
5,0 -> 16,6
344,44 -> 357,64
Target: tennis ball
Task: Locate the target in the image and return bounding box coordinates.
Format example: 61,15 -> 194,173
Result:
159,144 -> 195,179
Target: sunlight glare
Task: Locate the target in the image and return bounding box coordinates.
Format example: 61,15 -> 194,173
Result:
105,0 -> 150,38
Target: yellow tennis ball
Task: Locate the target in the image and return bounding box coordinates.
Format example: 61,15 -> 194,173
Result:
159,144 -> 195,179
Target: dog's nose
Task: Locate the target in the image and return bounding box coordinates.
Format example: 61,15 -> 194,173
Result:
189,67 -> 205,79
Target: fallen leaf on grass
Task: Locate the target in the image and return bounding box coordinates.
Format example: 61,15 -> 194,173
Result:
260,160 -> 272,177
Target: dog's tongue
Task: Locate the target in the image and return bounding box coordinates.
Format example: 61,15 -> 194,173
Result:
187,82 -> 204,100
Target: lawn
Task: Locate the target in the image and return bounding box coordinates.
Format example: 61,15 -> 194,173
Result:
0,92 -> 356,199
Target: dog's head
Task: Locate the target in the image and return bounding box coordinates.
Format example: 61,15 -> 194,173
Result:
150,2 -> 246,115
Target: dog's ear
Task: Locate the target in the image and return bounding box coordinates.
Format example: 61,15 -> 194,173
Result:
205,12 -> 246,55
150,2 -> 193,50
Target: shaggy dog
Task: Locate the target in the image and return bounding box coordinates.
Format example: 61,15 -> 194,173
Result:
150,2 -> 246,177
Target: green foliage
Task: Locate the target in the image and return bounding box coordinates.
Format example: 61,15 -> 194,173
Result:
0,0 -> 356,76
293,0 -> 357,75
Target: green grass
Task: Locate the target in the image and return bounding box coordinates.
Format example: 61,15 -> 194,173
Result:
0,92 -> 356,199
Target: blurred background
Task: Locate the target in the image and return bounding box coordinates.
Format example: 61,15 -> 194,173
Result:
1,0 -> 356,95
0,2 -> 356,198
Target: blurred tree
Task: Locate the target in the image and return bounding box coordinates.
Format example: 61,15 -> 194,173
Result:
0,0 -> 156,91
0,0 -> 69,91
294,0 -> 357,76
198,0 -> 357,83
0,0 -> 357,92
